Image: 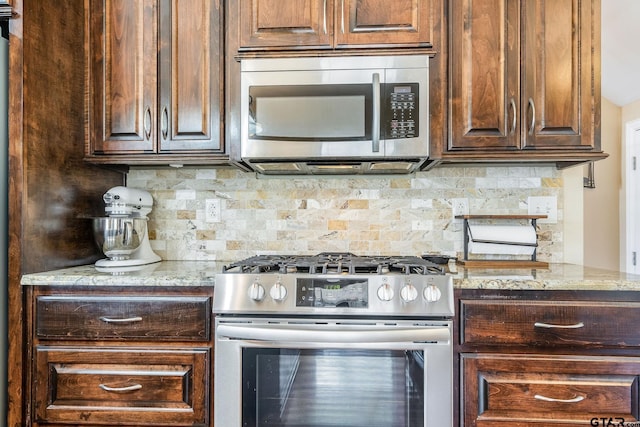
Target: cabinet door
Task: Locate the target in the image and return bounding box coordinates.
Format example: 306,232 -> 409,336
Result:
462,354 -> 640,426
449,0 -> 520,150
158,0 -> 223,152
521,0 -> 597,149
336,0 -> 433,47
88,0 -> 157,154
239,0 -> 332,50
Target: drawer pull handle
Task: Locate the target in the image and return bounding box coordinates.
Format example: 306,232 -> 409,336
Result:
534,394 -> 585,403
534,321 -> 585,329
99,316 -> 143,323
99,383 -> 143,393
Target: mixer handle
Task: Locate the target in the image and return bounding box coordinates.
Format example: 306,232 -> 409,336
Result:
122,221 -> 133,246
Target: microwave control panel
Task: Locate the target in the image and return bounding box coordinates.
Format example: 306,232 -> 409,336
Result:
385,83 -> 419,139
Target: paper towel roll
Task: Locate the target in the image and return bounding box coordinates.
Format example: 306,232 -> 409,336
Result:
467,241 -> 536,256
468,224 -> 537,245
467,224 -> 537,256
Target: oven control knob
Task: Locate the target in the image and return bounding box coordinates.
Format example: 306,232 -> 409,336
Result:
269,282 -> 288,302
400,283 -> 418,302
248,281 -> 266,302
377,283 -> 394,301
423,285 -> 442,303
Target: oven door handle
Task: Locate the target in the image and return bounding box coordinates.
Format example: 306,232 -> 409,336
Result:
216,324 -> 450,344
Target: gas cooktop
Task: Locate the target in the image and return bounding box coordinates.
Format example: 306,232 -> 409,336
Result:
222,252 -> 445,275
216,253 -> 454,317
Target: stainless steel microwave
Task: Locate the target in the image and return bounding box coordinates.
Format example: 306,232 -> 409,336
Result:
240,55 -> 430,175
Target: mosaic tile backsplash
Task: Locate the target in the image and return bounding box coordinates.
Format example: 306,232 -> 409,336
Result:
126,166 -> 563,263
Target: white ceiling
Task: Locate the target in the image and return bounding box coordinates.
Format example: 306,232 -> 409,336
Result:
601,0 -> 640,106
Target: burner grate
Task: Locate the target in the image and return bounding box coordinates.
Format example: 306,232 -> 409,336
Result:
222,253 -> 445,275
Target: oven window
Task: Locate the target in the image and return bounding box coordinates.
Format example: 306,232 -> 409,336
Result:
248,85 -> 372,141
242,348 -> 424,427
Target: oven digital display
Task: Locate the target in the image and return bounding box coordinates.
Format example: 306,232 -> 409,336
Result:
296,278 -> 368,308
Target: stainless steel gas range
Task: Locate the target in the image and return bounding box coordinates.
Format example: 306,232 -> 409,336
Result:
214,253 -> 454,427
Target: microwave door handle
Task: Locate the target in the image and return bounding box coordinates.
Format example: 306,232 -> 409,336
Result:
372,72 -> 381,152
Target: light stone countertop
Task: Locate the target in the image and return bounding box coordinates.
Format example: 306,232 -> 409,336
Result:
20,261 -> 219,287
20,261 -> 640,292
450,262 -> 640,291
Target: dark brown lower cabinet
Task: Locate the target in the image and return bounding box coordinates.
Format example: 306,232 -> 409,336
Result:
27,286 -> 214,427
457,289 -> 640,427
462,353 -> 640,426
34,347 -> 209,425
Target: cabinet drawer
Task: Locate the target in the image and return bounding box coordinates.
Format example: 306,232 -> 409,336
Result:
34,346 -> 210,425
35,296 -> 211,341
461,300 -> 640,347
462,354 -> 640,426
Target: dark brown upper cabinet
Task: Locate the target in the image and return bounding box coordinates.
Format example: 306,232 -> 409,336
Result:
433,0 -> 607,168
86,0 -> 226,166
237,0 -> 435,51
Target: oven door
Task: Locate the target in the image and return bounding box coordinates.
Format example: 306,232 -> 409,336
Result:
214,318 -> 452,427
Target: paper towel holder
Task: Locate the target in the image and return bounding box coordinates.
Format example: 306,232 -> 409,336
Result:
456,214 -> 549,268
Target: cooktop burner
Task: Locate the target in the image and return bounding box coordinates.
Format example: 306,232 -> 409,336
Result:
222,252 -> 445,275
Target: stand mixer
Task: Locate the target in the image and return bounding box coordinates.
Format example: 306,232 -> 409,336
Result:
93,186 -> 161,268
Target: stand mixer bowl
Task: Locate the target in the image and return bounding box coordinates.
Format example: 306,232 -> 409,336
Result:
93,217 -> 147,260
